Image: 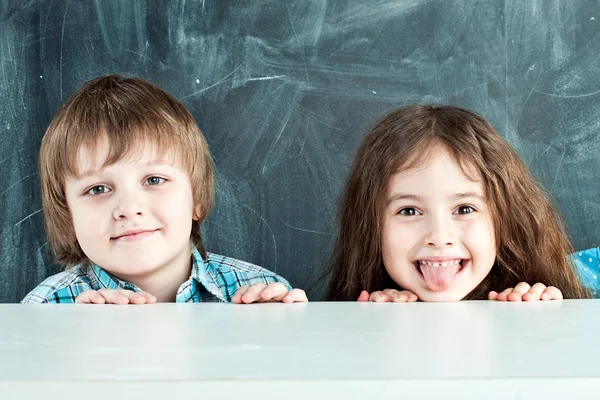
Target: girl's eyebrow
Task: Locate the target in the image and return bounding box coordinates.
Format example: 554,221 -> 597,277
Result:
387,191 -> 485,205
452,192 -> 485,201
387,193 -> 423,204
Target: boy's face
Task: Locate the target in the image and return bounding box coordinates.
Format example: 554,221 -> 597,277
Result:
64,137 -> 198,284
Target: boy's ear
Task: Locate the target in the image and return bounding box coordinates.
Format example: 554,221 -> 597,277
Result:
192,204 -> 204,221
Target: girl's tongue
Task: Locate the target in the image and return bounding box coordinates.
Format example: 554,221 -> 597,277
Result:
419,260 -> 462,291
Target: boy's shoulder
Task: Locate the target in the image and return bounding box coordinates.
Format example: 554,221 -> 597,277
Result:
204,252 -> 278,274
199,252 -> 291,290
21,265 -> 94,304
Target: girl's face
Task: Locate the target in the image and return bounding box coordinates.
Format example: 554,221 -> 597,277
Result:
381,147 -> 496,301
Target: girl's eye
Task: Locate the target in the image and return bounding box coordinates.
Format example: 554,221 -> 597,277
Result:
455,205 -> 475,215
145,177 -> 165,186
398,207 -> 420,216
87,185 -> 110,195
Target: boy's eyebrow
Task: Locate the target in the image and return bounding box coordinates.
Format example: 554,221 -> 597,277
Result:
77,160 -> 174,179
387,191 -> 485,204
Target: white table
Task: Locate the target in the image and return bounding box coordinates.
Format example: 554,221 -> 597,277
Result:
1,300 -> 600,399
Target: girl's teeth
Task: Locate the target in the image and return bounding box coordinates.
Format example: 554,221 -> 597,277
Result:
420,260 -> 461,268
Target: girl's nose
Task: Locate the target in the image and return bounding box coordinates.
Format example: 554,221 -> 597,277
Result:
424,217 -> 455,248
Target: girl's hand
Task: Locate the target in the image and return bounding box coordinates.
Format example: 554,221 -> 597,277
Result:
232,282 -> 308,304
75,289 -> 157,304
488,282 -> 563,302
357,289 -> 418,302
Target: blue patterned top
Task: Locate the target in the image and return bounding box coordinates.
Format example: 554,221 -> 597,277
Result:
572,247 -> 600,298
22,246 -> 291,303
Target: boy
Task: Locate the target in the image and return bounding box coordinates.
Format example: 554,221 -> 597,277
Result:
22,75 -> 306,304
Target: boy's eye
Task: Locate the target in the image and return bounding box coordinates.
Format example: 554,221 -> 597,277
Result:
455,205 -> 475,215
87,185 -> 110,195
398,207 -> 420,216
145,176 -> 165,186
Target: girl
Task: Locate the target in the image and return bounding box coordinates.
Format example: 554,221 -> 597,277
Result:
326,105 -> 590,302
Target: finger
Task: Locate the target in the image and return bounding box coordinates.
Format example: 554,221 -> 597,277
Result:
495,288 -> 513,302
98,288 -> 130,305
281,289 -> 308,303
115,289 -> 149,304
232,286 -> 250,304
540,286 -> 563,301
369,291 -> 390,302
405,291 -> 418,302
390,292 -> 408,302
488,291 -> 499,301
384,289 -> 407,303
387,290 -> 418,302
75,290 -> 106,304
357,290 -> 370,302
260,282 -> 288,301
522,283 -> 547,301
507,282 -> 532,302
240,283 -> 268,304
135,291 -> 158,304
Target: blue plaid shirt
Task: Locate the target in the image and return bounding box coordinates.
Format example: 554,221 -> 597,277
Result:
572,247 -> 600,298
21,247 -> 291,303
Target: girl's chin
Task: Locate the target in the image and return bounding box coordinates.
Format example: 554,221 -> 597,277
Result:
416,291 -> 467,302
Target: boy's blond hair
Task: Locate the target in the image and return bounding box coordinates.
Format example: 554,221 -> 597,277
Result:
40,75 -> 214,266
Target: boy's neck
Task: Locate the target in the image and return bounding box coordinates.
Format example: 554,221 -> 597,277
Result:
144,257 -> 192,303
107,245 -> 194,302
140,260 -> 192,302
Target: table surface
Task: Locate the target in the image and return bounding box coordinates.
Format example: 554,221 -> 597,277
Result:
2,300 -> 600,399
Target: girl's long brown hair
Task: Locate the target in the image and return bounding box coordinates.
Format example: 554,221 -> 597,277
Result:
326,105 -> 590,300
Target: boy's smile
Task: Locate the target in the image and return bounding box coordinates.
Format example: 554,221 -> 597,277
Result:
381,146 -> 496,302
64,136 -> 198,296
111,229 -> 159,242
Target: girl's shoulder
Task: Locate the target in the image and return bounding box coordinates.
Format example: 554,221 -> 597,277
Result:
572,248 -> 600,297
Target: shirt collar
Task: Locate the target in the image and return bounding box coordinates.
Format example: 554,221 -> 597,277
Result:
87,264 -> 140,292
189,246 -> 227,302
85,245 -> 226,302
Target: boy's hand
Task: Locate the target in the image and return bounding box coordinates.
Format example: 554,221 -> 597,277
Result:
75,289 -> 157,304
232,282 -> 308,304
488,282 -> 563,301
357,289 -> 418,302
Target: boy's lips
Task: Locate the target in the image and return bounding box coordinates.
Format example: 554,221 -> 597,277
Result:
112,229 -> 158,241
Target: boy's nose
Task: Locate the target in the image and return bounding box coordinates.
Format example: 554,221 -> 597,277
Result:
113,194 -> 145,220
